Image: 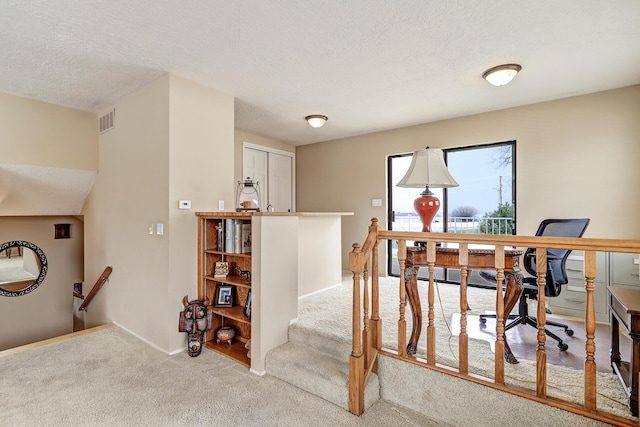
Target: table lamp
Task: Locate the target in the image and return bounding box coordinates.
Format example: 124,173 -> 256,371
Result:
396,147 -> 459,233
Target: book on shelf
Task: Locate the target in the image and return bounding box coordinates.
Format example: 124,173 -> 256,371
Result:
219,219 -> 251,254
225,218 -> 234,253
234,221 -> 242,254
241,222 -> 251,254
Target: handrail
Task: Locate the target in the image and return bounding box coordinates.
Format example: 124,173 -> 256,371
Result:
349,219 -> 640,425
78,266 -> 113,312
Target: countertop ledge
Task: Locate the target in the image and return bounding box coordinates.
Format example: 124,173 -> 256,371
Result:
195,211 -> 353,217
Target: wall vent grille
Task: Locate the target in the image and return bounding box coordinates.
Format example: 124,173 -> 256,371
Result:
98,109 -> 115,134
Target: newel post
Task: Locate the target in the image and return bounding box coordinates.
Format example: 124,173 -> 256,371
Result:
349,243 -> 365,415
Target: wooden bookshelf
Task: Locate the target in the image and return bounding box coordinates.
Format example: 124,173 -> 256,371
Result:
197,212 -> 253,367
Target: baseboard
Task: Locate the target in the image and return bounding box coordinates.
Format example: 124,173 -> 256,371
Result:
250,368 -> 266,376
298,281 -> 342,300
113,321 -> 173,355
0,323 -> 114,358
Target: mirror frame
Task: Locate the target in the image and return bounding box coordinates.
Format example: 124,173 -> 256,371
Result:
0,240 -> 48,297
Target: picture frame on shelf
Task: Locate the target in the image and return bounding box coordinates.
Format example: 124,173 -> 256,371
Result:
214,261 -> 229,278
243,289 -> 252,320
214,284 -> 234,308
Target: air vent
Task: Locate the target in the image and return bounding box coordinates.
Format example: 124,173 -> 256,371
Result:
98,109 -> 115,134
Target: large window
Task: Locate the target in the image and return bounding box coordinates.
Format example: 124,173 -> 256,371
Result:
387,141 -> 516,284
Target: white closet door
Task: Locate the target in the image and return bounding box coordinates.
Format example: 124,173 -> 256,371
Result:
268,152 -> 292,212
242,148 -> 268,210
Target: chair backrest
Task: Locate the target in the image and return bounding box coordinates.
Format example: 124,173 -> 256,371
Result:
522,218 -> 590,297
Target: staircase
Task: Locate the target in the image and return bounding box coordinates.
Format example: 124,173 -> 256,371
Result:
266,321 -> 380,411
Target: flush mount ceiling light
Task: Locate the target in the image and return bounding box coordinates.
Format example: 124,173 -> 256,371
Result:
305,114 -> 328,128
482,64 -> 522,86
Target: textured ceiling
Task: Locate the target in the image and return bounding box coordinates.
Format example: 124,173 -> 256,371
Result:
1,1 -> 639,146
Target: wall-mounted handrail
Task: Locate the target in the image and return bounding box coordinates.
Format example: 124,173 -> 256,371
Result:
78,266 -> 113,312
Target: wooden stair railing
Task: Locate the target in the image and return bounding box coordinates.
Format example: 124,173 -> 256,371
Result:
78,266 -> 113,312
349,218 -> 640,426
348,219 -> 380,415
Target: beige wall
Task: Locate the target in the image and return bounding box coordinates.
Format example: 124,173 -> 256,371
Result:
167,75 -> 235,351
296,86 -> 640,270
0,216 -> 84,350
0,93 -> 97,170
82,74 -> 235,353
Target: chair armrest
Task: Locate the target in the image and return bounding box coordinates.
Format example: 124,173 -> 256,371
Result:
524,252 -> 562,261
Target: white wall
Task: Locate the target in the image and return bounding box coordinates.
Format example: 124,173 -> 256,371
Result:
298,215 -> 346,297
251,215 -> 298,373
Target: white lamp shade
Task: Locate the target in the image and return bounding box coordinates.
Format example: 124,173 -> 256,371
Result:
397,148 -> 459,188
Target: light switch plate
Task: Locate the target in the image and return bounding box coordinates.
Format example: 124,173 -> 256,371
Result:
156,223 -> 164,235
371,198 -> 382,207
179,200 -> 191,209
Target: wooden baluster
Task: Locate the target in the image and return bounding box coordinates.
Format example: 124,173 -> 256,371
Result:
536,248 -> 548,398
362,258 -> 371,369
370,221 -> 382,357
584,250 -> 597,410
348,243 -> 364,415
370,235 -> 381,374
459,243 -> 469,374
427,241 -> 436,365
397,239 -> 407,357
494,245 -> 505,384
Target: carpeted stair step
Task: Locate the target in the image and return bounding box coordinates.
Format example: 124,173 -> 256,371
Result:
287,322 -> 352,360
266,341 -> 380,411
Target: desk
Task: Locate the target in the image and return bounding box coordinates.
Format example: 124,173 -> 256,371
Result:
608,286 -> 640,416
405,245 -> 523,363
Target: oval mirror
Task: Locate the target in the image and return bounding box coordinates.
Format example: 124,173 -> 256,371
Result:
0,241 -> 48,297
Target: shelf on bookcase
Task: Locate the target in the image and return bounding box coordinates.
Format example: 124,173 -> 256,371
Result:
210,305 -> 251,324
205,275 -> 252,288
204,340 -> 250,367
203,250 -> 251,257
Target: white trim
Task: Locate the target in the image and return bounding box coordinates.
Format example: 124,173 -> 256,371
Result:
298,281 -> 342,300
243,141 -> 294,158
242,141 -> 296,212
113,321 -> 174,355
250,368 -> 266,376
289,317 -> 299,326
169,347 -> 187,356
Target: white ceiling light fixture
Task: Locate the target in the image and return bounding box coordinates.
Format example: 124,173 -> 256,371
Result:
482,64 -> 522,86
305,115 -> 328,128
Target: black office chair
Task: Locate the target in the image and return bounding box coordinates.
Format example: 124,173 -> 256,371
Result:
478,218 -> 590,351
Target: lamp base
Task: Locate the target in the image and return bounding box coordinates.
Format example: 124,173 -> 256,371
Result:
414,193 -> 440,233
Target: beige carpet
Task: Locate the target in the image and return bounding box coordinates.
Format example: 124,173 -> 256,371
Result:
297,274 -> 636,421
0,325 -> 445,426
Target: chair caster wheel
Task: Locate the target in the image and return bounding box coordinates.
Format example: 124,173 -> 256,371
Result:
566,329 -> 574,336
558,342 -> 568,351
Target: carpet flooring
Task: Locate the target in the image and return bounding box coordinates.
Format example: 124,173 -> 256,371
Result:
0,325 -> 445,426
296,274 -> 636,421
